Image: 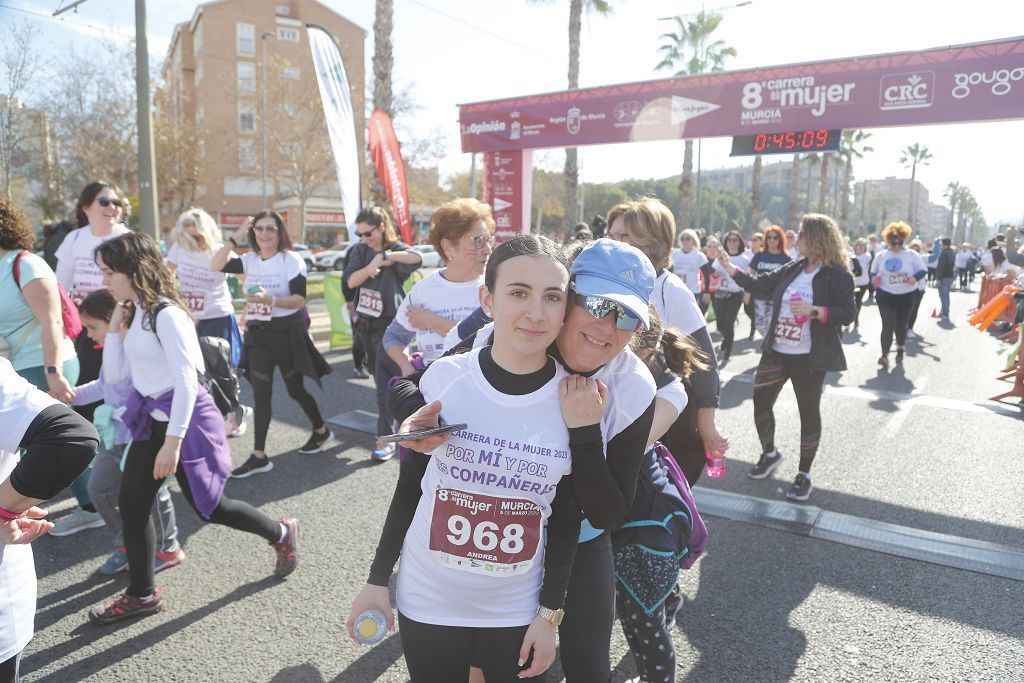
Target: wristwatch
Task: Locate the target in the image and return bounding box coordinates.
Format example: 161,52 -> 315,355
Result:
810,307 -> 820,319
45,366 -> 59,375
537,605 -> 565,627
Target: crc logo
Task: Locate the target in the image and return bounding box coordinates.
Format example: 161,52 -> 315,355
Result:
879,71 -> 934,110
952,66 -> 1024,99
566,107 -> 581,135
510,121 -> 521,140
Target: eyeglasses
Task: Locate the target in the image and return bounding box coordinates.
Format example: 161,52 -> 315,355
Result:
356,226 -> 379,238
766,234 -> 781,240
97,197 -> 124,209
253,224 -> 278,233
465,234 -> 495,251
572,286 -> 641,331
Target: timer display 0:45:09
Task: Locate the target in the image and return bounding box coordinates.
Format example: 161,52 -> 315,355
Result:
756,129 -> 830,151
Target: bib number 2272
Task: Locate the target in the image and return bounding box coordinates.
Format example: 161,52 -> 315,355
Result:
429,488 -> 541,577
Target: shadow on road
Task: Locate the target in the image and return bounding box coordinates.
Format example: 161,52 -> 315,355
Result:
25,576 -> 281,682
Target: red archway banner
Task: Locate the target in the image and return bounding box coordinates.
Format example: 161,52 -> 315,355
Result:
369,109 -> 413,244
459,36 -> 1024,153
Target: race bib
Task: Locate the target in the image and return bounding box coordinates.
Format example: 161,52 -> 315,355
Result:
245,301 -> 272,321
356,288 -> 383,318
773,317 -> 804,347
183,292 -> 206,314
429,488 -> 542,577
889,272 -> 912,286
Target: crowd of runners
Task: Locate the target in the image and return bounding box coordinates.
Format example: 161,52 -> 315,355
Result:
0,181 -> 1021,682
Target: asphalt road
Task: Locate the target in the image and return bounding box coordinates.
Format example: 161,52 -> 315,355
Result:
24,284 -> 1024,682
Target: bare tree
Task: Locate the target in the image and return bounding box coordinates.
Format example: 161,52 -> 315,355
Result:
0,20 -> 47,203
153,80 -> 202,220
41,41 -> 138,209
267,57 -> 335,243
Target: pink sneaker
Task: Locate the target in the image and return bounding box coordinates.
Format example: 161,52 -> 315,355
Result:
155,547 -> 186,573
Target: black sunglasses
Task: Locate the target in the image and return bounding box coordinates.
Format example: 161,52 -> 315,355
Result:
97,197 -> 124,209
356,226 -> 379,238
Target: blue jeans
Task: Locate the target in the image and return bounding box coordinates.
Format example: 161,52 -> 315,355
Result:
938,277 -> 954,317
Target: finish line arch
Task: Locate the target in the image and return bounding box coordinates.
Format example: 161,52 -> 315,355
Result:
457,36 -> 1024,240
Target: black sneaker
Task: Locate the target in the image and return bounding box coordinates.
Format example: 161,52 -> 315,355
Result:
298,429 -> 336,454
231,454 -> 273,479
748,450 -> 782,479
787,473 -> 813,501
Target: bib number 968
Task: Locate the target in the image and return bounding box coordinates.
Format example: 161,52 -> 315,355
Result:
446,515 -> 526,554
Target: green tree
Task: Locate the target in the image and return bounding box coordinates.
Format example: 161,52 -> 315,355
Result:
787,154 -> 801,230
749,155 -> 762,230
899,143 -> 931,227
839,130 -> 873,224
655,10 -> 736,230
944,181 -> 964,242
529,0 -> 614,225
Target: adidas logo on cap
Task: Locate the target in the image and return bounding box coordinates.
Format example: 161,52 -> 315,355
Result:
620,270 -> 635,282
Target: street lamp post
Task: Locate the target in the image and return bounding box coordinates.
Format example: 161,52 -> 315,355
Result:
260,31 -> 275,211
134,0 -> 159,238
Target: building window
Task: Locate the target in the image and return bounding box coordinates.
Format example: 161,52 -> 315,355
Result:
193,22 -> 203,55
239,103 -> 256,133
277,27 -> 300,42
239,139 -> 256,171
196,102 -> 204,123
195,59 -> 203,86
237,62 -> 255,93
237,22 -> 255,56
275,5 -> 291,15
281,66 -> 300,80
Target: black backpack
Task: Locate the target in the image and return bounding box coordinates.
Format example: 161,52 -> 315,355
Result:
850,256 -> 863,277
152,302 -> 237,417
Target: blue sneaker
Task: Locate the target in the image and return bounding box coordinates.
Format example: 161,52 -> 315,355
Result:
99,547 -> 129,575
371,443 -> 396,462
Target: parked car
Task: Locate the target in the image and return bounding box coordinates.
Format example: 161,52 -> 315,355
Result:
314,243 -> 352,271
410,244 -> 442,268
292,243 -> 315,271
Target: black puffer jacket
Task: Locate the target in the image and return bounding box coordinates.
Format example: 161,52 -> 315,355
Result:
731,258 -> 855,372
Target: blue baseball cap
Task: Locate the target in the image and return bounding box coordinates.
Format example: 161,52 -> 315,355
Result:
571,238 -> 656,328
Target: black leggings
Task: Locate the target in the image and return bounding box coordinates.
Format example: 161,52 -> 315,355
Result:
0,651 -> 19,683
615,584 -> 679,683
711,292 -> 744,355
876,290 -> 915,355
356,322 -> 398,436
853,285 -> 867,325
398,612 -> 542,682
120,419 -> 281,597
907,288 -> 925,331
743,295 -> 755,335
247,328 -> 325,451
559,532 -> 615,683
753,352 -> 825,473
957,267 -> 970,289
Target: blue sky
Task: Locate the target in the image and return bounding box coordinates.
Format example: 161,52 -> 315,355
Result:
3,0 -> 1023,224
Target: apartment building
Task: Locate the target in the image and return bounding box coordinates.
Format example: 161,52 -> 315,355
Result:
158,0 -> 366,245
0,95 -> 61,227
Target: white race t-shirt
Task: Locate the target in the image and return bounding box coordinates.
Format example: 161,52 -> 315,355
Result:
393,270 -> 484,363
955,251 -> 970,269
239,251 -> 307,321
0,358 -> 59,661
651,271 -> 707,336
979,252 -> 994,272
712,253 -> 751,293
870,249 -> 926,295
54,224 -> 131,305
396,348 -> 572,627
773,267 -> 819,355
167,243 -> 236,320
852,252 -> 871,287
670,249 -> 708,294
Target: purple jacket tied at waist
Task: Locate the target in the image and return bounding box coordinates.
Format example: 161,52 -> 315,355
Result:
123,385 -> 231,520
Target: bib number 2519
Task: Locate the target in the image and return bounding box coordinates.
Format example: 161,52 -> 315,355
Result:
429,488 -> 542,577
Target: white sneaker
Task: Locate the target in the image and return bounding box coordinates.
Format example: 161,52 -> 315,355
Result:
906,330 -> 919,340
229,405 -> 253,438
49,508 -> 106,537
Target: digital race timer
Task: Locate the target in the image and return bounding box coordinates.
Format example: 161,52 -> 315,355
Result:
730,129 -> 842,156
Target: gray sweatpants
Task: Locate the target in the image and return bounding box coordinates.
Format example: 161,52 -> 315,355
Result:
87,444 -> 180,552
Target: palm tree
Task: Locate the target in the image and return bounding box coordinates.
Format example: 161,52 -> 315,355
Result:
530,0 -> 613,225
944,181 -> 963,240
817,152 -> 829,213
899,143 -> 932,228
788,154 -> 801,230
656,10 -> 736,230
370,0 -> 394,207
840,130 -> 873,223
750,155 -> 762,230
803,154 -> 819,213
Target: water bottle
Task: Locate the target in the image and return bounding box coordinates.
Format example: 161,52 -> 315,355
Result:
790,292 -> 808,324
354,609 -> 388,645
704,450 -> 726,478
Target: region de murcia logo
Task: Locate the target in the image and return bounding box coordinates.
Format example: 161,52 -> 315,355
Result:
510,121 -> 521,140
879,71 -> 934,110
566,107 -> 581,135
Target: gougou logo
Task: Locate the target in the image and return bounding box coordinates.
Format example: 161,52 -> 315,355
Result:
566,107 -> 581,135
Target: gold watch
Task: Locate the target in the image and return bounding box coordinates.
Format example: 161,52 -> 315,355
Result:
537,605 -> 565,627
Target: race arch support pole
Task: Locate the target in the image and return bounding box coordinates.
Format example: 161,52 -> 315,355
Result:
135,0 -> 159,239
482,150 -> 533,241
